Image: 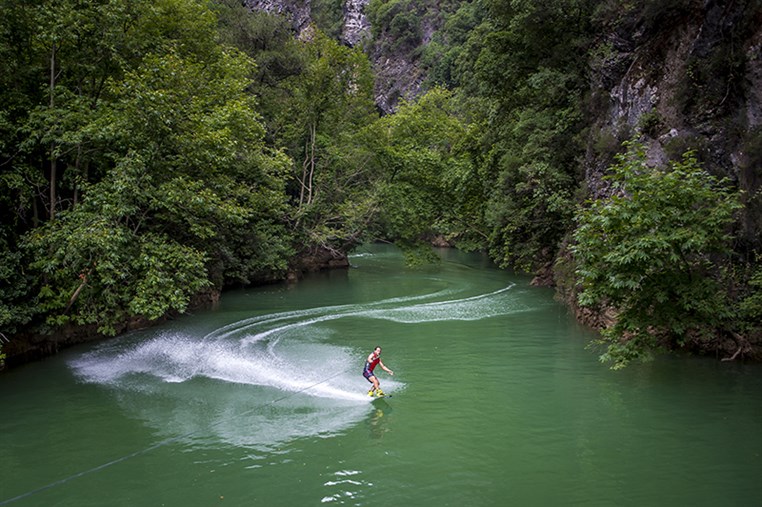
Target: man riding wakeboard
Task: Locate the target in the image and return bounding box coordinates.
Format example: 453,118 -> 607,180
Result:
363,346 -> 393,397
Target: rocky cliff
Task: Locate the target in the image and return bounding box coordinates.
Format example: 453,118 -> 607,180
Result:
240,0 -> 762,251
242,0 -> 372,44
242,0 -> 432,113
585,1 -> 762,254
341,0 -> 371,46
243,0 -> 313,34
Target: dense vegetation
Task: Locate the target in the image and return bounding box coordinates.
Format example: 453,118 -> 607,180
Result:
1,0 -> 760,368
0,0 -> 471,362
574,144 -> 743,368
1,0 -> 293,338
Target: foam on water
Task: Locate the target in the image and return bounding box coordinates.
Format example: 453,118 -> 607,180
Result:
366,284 -> 525,323
71,331 -> 375,401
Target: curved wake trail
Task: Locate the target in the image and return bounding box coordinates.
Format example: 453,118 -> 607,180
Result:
71,283 -> 525,393
68,277 -> 528,450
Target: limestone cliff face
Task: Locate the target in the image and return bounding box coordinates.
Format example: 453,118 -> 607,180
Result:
242,0 -> 427,113
240,1 -> 762,241
370,52 -> 425,114
341,0 -> 371,46
585,1 -> 762,252
242,0 -> 372,46
243,0 -> 312,34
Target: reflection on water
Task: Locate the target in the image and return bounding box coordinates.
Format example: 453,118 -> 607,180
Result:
321,469 -> 368,504
367,399 -> 392,440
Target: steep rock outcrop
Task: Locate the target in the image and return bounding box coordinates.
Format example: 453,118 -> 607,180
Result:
243,0 -> 312,34
370,9 -> 442,113
585,1 -> 762,252
371,54 -> 425,114
341,0 -> 371,46
242,0 -> 429,113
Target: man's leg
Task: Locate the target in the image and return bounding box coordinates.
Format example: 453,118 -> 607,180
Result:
368,375 -> 379,395
372,377 -> 384,396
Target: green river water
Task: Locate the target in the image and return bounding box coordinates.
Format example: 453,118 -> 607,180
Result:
1,245 -> 761,506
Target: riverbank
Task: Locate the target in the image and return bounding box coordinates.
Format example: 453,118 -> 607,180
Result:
4,244 -> 760,371
551,252 -> 762,364
1,248 -> 351,371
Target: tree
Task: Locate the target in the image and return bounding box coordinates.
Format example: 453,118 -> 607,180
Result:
0,0 -> 141,337
274,29 -> 379,255
469,0 -> 594,271
24,184 -> 211,334
367,88 -> 482,261
0,229 -> 34,339
573,143 -> 742,368
13,0 -> 293,335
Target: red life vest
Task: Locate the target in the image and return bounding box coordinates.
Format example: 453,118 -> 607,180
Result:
366,355 -> 380,373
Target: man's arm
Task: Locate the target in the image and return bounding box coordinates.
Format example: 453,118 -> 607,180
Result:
379,360 -> 393,375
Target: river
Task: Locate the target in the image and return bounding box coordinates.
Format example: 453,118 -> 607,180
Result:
1,244 -> 760,506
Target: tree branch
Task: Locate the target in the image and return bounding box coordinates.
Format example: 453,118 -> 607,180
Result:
65,269 -> 91,314
721,332 -> 751,362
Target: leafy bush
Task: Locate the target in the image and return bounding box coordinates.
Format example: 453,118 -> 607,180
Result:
367,0 -> 423,53
636,110 -> 664,138
739,264 -> 762,332
662,133 -> 709,163
388,10 -> 421,51
371,89 -> 475,237
0,233 -> 35,336
311,0 -> 346,39
573,143 -> 742,368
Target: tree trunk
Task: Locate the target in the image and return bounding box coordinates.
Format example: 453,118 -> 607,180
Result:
49,43 -> 58,221
73,145 -> 83,208
307,124 -> 314,205
299,123 -> 317,208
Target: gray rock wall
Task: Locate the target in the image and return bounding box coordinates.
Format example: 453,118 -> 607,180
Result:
242,0 -> 426,113
243,0 -> 312,34
585,2 -> 762,251
341,0 -> 371,46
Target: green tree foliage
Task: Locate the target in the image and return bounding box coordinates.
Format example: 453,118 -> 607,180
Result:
213,0 -> 304,123
473,0 -> 593,271
274,30 -> 379,254
0,231 -> 34,337
2,0 -> 758,370
1,0 -> 292,340
739,264 -> 762,335
71,43 -> 292,285
374,0 -> 594,268
311,0 -> 346,40
367,0 -> 423,53
25,201 -> 210,334
420,1 -> 486,90
366,88 -> 483,261
573,144 -> 742,368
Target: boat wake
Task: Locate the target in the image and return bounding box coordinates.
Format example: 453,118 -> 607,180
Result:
69,278 -> 526,450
